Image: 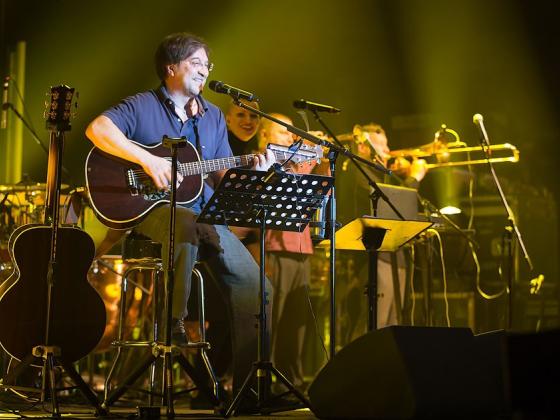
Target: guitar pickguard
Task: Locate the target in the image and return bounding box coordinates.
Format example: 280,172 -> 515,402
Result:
143,190 -> 168,201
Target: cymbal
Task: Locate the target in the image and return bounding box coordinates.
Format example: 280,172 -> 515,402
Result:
0,183 -> 70,193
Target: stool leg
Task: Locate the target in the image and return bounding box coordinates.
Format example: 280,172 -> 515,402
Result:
193,267 -> 206,342
148,269 -> 161,406
193,266 -> 220,402
103,270 -> 130,404
103,265 -> 161,408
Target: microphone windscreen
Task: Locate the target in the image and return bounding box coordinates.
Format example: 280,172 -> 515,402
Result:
293,99 -> 306,109
208,80 -> 223,92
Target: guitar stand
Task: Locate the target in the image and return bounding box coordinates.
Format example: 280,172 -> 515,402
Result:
196,168 -> 333,416
1,86 -> 106,417
0,346 -> 106,417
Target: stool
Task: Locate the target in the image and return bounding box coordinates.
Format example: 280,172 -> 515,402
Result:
102,231 -> 219,408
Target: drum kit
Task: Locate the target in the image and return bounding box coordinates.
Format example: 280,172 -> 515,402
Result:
1,182 -> 60,282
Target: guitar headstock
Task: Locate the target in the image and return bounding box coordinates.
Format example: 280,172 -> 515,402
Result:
44,85 -> 76,132
266,142 -> 324,165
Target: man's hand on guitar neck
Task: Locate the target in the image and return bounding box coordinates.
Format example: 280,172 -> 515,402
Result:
141,153 -> 184,191
209,148 -> 276,190
253,148 -> 276,171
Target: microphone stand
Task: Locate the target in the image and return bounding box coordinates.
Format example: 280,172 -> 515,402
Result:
309,110 -> 407,345
476,124 -> 533,330
310,110 -> 339,357
232,98 -> 395,356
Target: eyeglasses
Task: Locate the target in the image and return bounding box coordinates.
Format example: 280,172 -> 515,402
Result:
187,58 -> 214,72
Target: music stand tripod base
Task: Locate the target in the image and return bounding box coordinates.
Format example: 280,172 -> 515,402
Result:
197,168 -> 333,416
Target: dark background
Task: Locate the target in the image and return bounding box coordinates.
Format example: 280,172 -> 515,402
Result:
1,0 -> 559,309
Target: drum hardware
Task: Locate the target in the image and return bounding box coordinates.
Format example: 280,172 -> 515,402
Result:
88,256 -> 148,353
0,183 -> 73,236
0,256 -> 13,284
0,182 -> 70,193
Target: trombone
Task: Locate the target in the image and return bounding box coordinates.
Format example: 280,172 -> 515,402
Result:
388,142 -> 520,169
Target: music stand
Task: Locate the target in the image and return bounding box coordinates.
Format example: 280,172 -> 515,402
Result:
197,168 -> 333,416
320,217 -> 432,330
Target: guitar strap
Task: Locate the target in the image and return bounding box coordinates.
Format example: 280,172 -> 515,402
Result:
155,86 -> 206,209
191,116 -> 202,156
154,86 -> 204,155
191,117 -> 206,209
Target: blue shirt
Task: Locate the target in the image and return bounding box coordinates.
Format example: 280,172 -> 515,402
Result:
102,85 -> 231,213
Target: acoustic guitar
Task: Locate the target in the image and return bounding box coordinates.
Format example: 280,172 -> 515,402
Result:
85,141 -> 323,229
0,85 -> 106,363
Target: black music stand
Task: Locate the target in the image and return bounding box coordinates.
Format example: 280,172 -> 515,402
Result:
197,168 -> 333,416
321,217 -> 432,330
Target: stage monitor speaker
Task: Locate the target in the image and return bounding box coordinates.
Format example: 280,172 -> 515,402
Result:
308,326 -> 506,419
506,328 -> 560,416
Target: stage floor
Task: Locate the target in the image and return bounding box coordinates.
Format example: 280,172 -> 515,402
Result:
0,392 -> 318,419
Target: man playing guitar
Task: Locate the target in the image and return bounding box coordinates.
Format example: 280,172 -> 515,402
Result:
85,32 -> 275,404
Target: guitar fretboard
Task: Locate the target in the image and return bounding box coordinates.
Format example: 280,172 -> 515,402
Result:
177,150 -> 308,176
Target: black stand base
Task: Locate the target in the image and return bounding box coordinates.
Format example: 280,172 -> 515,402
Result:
0,346 -> 106,417
103,344 -> 220,417
225,361 -> 311,417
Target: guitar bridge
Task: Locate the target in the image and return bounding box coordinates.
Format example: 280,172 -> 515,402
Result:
126,168 -> 168,201
126,168 -> 139,196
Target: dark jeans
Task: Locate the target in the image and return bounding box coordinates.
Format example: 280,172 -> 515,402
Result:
136,205 -> 272,393
267,251 -> 310,389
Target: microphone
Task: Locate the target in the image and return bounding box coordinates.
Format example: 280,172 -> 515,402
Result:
1,76 -> 9,130
293,99 -> 341,114
208,80 -> 256,101
473,113 -> 490,146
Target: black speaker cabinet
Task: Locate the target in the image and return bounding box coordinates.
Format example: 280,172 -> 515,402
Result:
505,328 -> 560,416
308,326 -> 506,419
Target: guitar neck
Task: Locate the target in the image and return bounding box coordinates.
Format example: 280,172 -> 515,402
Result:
178,150 -> 297,176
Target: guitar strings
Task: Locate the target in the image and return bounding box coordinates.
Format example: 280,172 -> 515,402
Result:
126,149 -> 303,180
